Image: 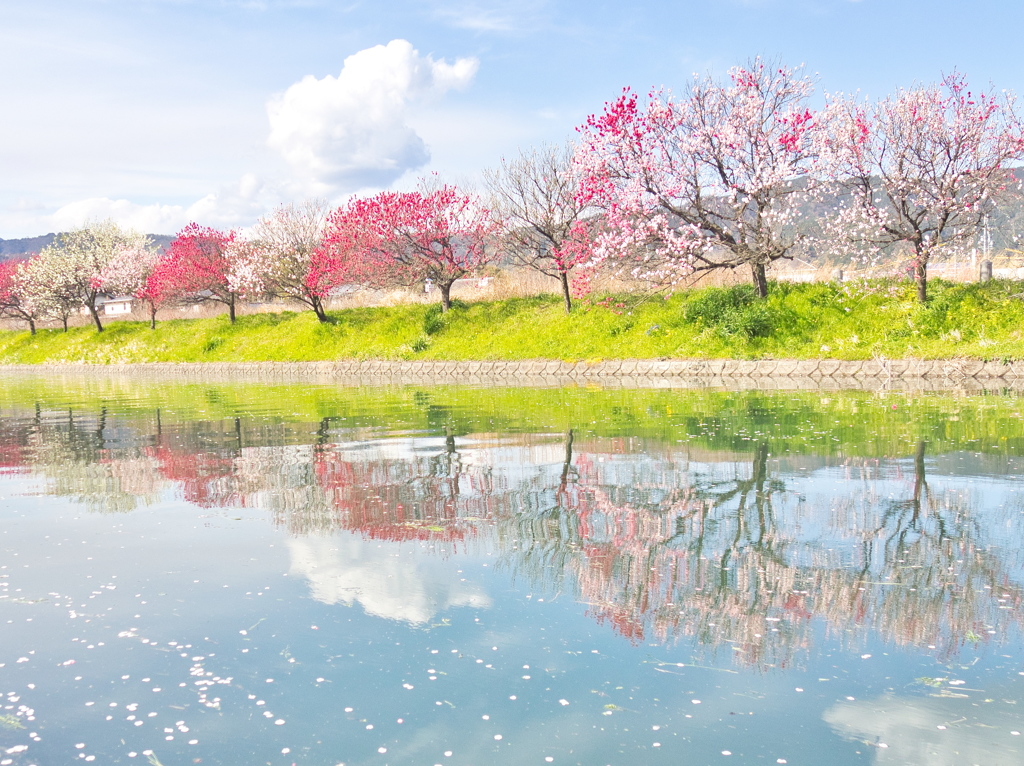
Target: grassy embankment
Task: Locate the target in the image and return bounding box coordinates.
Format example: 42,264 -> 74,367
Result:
2,279 -> 1024,364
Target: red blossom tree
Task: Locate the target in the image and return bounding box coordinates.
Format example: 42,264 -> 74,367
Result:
575,59 -> 822,298
0,259 -> 42,334
322,184 -> 495,311
154,224 -> 245,322
820,73 -> 1024,302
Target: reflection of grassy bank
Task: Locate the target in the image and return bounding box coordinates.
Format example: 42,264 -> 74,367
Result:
3,280 -> 1024,363
1,373 -> 1023,458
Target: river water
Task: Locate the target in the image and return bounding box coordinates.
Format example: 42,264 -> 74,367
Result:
0,376 -> 1022,765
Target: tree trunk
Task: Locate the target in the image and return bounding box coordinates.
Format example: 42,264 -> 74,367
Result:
750,262 -> 768,298
149,302 -> 157,330
914,256 -> 928,303
312,295 -> 328,323
559,271 -> 572,313
62,316 -> 68,332
439,281 -> 453,312
28,318 -> 35,335
228,294 -> 236,323
88,300 -> 104,332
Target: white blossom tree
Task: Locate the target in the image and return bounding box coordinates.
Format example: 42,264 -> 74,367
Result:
36,221 -> 155,331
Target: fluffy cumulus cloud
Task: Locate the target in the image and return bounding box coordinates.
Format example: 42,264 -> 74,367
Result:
267,39 -> 478,192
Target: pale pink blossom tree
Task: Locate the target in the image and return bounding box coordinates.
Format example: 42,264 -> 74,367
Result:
485,142 -> 594,312
820,73 -> 1024,302
575,59 -> 821,298
248,200 -> 333,322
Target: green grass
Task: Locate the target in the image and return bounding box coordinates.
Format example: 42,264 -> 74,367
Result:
4,278 -> 1024,363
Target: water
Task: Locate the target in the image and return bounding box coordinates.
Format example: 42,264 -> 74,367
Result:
0,376 -> 1023,765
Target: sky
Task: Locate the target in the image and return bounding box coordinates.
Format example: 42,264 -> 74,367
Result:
2,0 -> 1023,238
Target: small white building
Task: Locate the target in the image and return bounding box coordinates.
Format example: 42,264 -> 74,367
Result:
100,296 -> 134,316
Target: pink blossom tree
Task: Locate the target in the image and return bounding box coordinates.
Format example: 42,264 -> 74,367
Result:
485,142 -> 594,312
575,59 -> 821,298
153,224 -> 247,322
325,184 -> 494,311
820,73 -> 1024,302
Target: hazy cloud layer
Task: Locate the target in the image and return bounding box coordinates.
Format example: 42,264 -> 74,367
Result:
267,39 -> 478,192
46,174 -> 274,236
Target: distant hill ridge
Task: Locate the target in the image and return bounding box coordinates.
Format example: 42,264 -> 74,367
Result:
0,233 -> 175,261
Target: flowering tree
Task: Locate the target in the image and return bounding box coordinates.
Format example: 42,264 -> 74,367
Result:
249,200 -> 332,322
35,221 -> 154,331
324,184 -> 494,311
153,224 -> 247,322
485,142 -> 594,312
821,73 -> 1024,302
0,259 -> 42,334
575,59 -> 821,298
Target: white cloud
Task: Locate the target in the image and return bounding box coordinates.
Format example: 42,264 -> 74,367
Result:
824,693 -> 1024,765
287,535 -> 491,624
266,39 -> 478,192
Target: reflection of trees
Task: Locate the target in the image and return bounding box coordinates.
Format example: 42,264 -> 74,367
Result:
0,406 -> 162,512
304,434 -> 503,542
498,437 -> 1024,669
1,403 -> 1021,665
818,442 -> 1024,661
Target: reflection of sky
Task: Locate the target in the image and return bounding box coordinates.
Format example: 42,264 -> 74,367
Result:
287,534 -> 491,624
824,688 -> 1024,765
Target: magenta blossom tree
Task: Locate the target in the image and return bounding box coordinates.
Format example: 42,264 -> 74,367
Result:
575,59 -> 822,298
820,73 -> 1024,302
153,224 -> 249,322
324,184 -> 495,311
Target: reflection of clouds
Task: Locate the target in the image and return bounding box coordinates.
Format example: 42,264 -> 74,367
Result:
287,535 -> 491,624
824,693 -> 1024,765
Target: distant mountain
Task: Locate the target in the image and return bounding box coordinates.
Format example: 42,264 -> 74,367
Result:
0,233 -> 176,261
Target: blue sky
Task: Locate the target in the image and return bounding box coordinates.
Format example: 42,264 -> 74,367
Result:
1,0 -> 1022,237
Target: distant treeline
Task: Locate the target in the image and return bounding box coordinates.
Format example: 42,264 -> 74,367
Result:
0,233 -> 175,260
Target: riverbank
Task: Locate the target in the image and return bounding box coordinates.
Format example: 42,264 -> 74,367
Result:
3,357 -> 1022,391
2,280 -> 1024,365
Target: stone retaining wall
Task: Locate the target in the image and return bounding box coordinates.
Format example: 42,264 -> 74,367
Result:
3,358 -> 1024,391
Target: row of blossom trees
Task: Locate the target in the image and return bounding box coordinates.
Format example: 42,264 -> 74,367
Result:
0,183 -> 497,332
571,61 -> 1024,302
3,59 -> 1023,335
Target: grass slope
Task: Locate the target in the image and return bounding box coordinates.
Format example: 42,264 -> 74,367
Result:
2,279 -> 1024,364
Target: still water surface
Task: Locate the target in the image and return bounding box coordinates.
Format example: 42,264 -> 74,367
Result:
0,377 -> 1023,765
